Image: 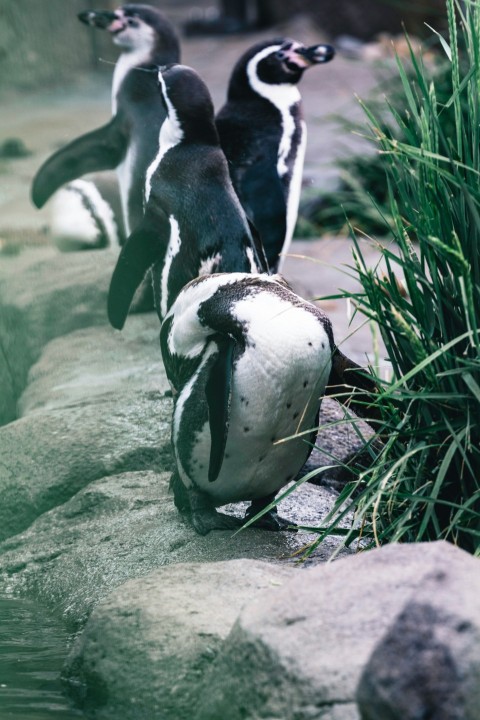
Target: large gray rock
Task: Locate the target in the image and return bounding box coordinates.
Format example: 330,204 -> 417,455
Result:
63,560 -> 294,719
18,316 -> 166,416
0,391 -> 172,542
0,313 -> 170,542
357,563 -> 480,720
0,248 -> 115,425
192,541 -> 480,720
0,470 -> 342,630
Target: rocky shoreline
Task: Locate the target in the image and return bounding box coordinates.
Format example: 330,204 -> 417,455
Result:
1,248 -> 479,719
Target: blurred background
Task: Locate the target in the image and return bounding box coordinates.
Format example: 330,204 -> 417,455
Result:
0,0 -> 446,90
0,0 -> 450,365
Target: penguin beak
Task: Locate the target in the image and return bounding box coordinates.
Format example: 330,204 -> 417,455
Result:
77,10 -> 123,32
296,44 -> 336,65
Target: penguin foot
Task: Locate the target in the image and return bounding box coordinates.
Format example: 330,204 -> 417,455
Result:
245,497 -> 297,532
245,507 -> 297,532
179,484 -> 242,535
190,508 -> 243,536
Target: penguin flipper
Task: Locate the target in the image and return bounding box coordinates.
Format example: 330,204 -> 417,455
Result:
206,336 -> 236,483
31,117 -> 128,208
108,205 -> 170,330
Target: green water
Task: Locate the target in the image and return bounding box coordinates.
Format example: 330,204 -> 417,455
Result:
0,596 -> 84,719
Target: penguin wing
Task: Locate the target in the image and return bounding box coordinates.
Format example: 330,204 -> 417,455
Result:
206,336 -> 236,483
31,116 -> 128,208
108,203 -> 171,330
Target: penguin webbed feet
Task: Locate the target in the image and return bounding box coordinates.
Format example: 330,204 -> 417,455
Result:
170,473 -> 241,535
245,497 -> 297,532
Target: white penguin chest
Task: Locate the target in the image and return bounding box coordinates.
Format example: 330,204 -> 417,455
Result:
182,298 -> 332,503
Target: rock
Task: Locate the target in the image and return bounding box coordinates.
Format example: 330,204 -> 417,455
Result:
0,248 -> 115,425
357,563 -> 480,720
63,560 -> 294,719
0,391 -> 173,542
0,311 -> 172,542
192,541 -> 480,720
18,316 -> 166,416
0,471 -> 343,630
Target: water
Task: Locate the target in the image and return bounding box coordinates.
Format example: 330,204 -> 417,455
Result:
0,596 -> 84,719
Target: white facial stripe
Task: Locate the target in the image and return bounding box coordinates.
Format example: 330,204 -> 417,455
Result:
160,216 -> 182,319
278,119 -> 307,272
246,45 -> 301,178
111,19 -> 156,113
145,71 -> 184,203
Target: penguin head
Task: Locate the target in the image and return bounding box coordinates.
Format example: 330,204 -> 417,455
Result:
157,64 -> 219,146
78,4 -> 179,61
275,40 -> 335,72
228,38 -> 335,96
256,39 -> 335,84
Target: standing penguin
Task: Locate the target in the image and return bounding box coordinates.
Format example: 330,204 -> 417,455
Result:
216,38 -> 335,272
107,64 -> 268,330
161,272 -> 379,535
31,4 -> 180,239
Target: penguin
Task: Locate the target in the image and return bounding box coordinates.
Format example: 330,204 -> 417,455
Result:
216,38 -> 335,272
107,63 -> 268,330
49,176 -> 126,251
31,4 -> 180,239
160,272 -> 380,535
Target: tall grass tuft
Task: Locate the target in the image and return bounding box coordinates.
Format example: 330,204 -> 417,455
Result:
307,0 -> 480,555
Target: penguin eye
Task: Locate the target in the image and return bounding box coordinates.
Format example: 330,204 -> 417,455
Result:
126,17 -> 139,27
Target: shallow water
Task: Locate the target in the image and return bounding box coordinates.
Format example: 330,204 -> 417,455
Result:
0,596 -> 84,719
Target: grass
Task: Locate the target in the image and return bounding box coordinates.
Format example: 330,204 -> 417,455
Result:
295,0 -> 480,556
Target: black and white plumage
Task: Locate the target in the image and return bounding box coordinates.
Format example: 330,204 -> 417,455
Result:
31,4 -> 180,239
160,272 -> 378,535
49,176 -> 126,251
216,38 -> 335,272
107,63 -> 267,330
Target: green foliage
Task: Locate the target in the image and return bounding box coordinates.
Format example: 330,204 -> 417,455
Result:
300,27 -> 474,238
305,0 -> 480,555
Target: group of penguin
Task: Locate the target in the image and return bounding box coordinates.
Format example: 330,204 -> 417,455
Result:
32,4 -> 379,535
